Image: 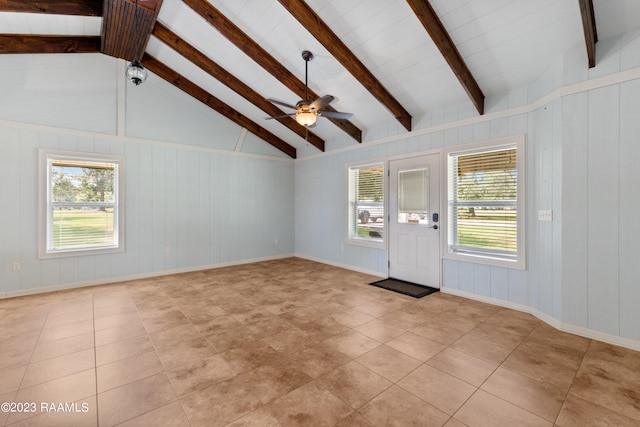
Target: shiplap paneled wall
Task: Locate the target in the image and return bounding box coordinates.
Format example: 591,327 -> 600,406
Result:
0,54 -> 295,297
295,30 -> 640,345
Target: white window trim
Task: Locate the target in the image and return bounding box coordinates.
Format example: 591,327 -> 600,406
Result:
441,135 -> 526,270
38,149 -> 125,259
345,159 -> 386,249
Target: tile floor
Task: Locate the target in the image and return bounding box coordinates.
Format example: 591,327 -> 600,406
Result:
1,257 -> 639,426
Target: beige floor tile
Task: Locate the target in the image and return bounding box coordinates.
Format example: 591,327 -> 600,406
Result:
317,360 -> 392,410
398,364 -> 476,416
9,370 -> 96,424
426,347 -> 498,387
333,412 -> 375,427
444,418 -> 469,427
225,407 -> 283,427
0,365 -> 27,394
355,345 -> 422,383
148,323 -> 203,349
501,348 -> 578,393
37,320 -> 94,344
116,401 -> 190,427
43,309 -> 94,329
94,322 -> 147,347
287,343 -> 351,379
97,351 -> 164,393
180,364 -> 312,427
329,310 -> 376,328
220,340 -> 289,375
166,354 -> 235,396
93,301 -> 138,319
359,385 -> 450,427
262,327 -> 311,353
93,312 -> 141,332
95,334 -> 155,366
354,319 -> 407,343
6,396 -> 97,427
323,331 -> 381,359
569,357 -> 640,421
386,331 -> 446,362
481,367 -> 566,422
142,310 -> 191,333
21,348 -> 95,388
411,320 -> 468,346
265,381 -> 351,427
450,330 -> 518,365
30,332 -> 95,363
454,390 -> 552,427
97,373 -> 176,427
204,325 -> 263,353
155,336 -> 218,370
555,394 -> 640,427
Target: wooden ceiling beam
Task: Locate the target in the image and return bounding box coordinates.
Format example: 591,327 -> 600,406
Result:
141,53 -> 297,159
182,0 -> 362,143
152,22 -> 324,152
277,0 -> 412,131
0,35 -> 101,53
578,0 -> 598,68
0,0 -> 103,16
101,0 -> 162,62
406,0 -> 485,115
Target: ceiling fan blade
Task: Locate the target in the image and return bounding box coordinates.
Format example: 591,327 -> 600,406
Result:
265,113 -> 296,120
309,95 -> 335,111
318,110 -> 353,120
266,98 -> 299,110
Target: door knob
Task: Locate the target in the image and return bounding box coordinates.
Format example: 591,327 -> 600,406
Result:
432,225 -> 438,230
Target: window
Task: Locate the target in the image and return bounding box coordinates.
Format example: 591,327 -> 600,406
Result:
347,162 -> 385,246
445,137 -> 525,269
39,149 -> 124,258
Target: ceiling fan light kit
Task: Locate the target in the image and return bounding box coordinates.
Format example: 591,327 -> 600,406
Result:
266,50 -> 352,128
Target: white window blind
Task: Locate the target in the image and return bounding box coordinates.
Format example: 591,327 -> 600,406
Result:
348,163 -> 384,244
448,145 -> 519,261
39,150 -> 124,258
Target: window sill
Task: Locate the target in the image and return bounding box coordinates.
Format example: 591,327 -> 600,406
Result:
443,251 -> 525,270
346,237 -> 385,250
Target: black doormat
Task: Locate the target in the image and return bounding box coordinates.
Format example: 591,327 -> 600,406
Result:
369,278 -> 439,298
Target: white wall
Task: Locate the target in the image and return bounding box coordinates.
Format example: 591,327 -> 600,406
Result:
295,30 -> 640,347
0,54 -> 294,297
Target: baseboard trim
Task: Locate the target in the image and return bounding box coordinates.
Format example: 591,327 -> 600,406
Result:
294,254 -> 387,278
441,287 -> 640,352
1,253 -> 295,299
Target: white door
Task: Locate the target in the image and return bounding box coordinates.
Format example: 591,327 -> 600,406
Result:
388,154 -> 440,287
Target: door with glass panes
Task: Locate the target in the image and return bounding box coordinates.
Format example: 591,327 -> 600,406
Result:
388,154 -> 440,287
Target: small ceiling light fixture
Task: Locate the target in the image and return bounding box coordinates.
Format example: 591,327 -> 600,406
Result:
126,0 -> 147,86
126,60 -> 147,86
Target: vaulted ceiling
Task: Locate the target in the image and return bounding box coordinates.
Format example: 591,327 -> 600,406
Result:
1,0 -> 640,158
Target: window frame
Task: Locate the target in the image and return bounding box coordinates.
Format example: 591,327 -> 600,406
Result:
346,160 -> 386,249
38,149 -> 125,259
442,136 -> 526,270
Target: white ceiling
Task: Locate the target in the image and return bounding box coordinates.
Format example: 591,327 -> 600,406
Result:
2,0 -> 640,154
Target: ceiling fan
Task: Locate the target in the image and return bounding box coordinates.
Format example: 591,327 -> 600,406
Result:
266,50 -> 353,128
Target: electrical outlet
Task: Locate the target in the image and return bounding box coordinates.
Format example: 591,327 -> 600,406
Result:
538,210 -> 553,221
12,262 -> 21,272
274,239 -> 279,245
165,246 -> 171,254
